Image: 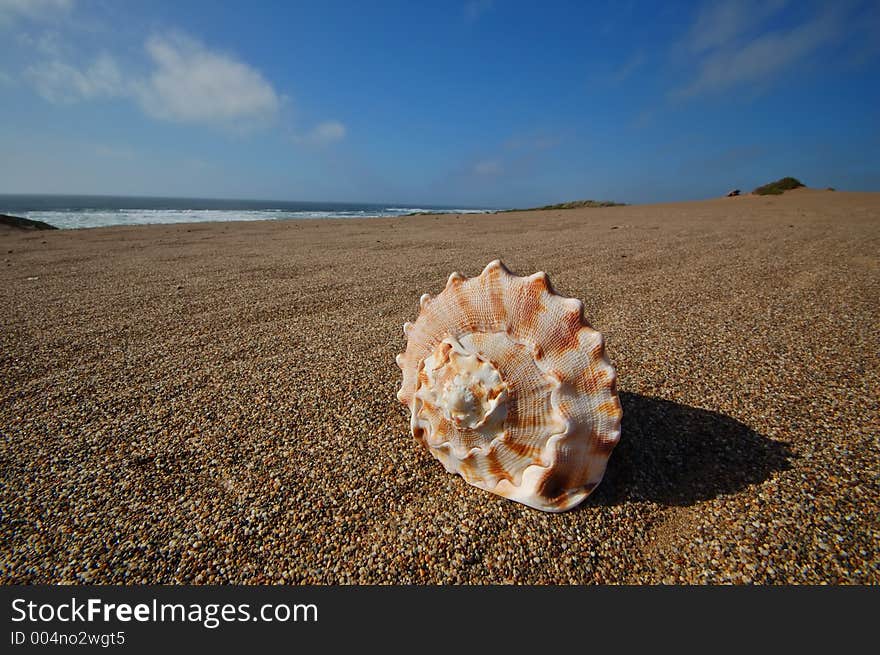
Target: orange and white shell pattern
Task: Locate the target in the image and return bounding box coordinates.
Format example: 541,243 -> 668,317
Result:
396,260 -> 622,512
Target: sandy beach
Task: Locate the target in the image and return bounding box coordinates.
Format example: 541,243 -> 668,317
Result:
1,188 -> 877,584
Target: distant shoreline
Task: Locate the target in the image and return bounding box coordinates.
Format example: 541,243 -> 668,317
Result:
0,186 -> 858,231
0,194 -> 497,230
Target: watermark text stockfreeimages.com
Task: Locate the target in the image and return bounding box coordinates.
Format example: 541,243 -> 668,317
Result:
11,597 -> 318,630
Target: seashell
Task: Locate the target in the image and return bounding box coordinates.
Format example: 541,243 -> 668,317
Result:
396,260 -> 622,512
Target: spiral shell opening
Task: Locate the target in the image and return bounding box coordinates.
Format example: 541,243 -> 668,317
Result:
396,260 -> 622,512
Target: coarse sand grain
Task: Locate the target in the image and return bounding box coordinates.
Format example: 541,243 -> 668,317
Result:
1,188 -> 877,583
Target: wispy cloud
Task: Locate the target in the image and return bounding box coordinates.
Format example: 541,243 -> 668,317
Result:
470,131 -> 563,179
609,51 -> 645,84
16,30 -> 66,56
134,33 -> 281,128
293,120 -> 347,146
25,53 -> 123,103
687,0 -> 788,53
0,0 -> 72,25
464,0 -> 493,24
673,3 -> 850,99
473,159 -> 502,176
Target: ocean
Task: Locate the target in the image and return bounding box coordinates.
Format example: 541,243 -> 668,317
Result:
0,194 -> 496,230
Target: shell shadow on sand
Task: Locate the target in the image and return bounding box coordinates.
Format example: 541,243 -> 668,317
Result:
587,392 -> 794,507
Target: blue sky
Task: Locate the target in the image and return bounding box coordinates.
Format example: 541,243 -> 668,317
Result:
1,0 -> 878,206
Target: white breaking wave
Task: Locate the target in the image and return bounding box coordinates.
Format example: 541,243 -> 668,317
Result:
22,207 -> 494,230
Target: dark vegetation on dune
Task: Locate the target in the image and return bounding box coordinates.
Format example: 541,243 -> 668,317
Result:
502,199 -> 627,212
753,177 -> 805,195
0,213 -> 58,230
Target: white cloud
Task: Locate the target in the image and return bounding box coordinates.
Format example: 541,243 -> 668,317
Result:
134,34 -> 281,128
688,0 -> 788,53
674,4 -> 848,99
24,32 -> 283,129
308,121 -> 346,144
290,120 -> 347,146
0,0 -> 72,25
25,53 -> 123,103
19,27 -> 340,137
470,132 -> 561,180
474,160 -> 501,176
17,30 -> 66,56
